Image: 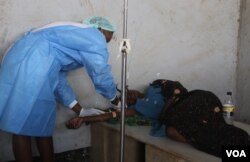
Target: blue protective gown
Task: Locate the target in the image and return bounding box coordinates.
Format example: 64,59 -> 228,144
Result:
0,22 -> 117,136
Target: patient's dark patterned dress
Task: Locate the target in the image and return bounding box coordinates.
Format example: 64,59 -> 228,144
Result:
153,80 -> 250,157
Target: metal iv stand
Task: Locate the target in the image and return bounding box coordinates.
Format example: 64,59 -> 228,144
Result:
120,0 -> 129,162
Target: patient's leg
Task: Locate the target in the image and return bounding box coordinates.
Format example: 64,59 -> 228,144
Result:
166,126 -> 188,143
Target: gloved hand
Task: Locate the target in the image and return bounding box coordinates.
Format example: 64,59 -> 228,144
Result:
113,100 -> 121,110
110,95 -> 122,110
79,108 -> 105,117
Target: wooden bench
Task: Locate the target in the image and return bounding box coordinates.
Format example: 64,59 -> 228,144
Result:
90,121 -> 250,162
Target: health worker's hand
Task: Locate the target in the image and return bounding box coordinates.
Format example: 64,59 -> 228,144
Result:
110,96 -> 122,110
113,100 -> 121,110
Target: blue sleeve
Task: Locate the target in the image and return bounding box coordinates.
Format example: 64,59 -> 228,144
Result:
54,73 -> 76,107
42,26 -> 117,100
80,46 -> 117,100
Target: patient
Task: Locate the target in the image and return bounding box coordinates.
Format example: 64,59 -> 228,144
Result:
154,79 -> 250,157
66,79 -> 250,157
65,80 -> 182,132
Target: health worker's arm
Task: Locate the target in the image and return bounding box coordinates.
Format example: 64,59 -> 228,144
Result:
55,73 -> 80,114
78,36 -> 117,101
45,26 -> 117,102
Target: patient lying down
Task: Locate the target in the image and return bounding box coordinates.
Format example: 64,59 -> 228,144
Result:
66,79 -> 250,157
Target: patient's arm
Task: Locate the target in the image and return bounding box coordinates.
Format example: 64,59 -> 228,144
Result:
66,89 -> 142,129
66,108 -> 137,129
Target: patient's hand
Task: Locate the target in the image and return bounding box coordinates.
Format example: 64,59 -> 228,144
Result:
127,90 -> 144,106
66,117 -> 84,129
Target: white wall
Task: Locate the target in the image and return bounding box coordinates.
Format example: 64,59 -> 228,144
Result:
236,0 -> 250,123
125,0 -> 240,98
0,0 -> 242,161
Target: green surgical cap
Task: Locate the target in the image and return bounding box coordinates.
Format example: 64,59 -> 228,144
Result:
83,16 -> 116,32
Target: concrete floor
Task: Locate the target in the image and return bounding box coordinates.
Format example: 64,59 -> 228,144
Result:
6,147 -> 90,162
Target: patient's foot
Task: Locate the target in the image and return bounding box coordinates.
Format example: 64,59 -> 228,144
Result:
166,126 -> 188,143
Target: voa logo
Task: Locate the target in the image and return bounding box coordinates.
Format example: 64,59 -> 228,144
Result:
226,150 -> 247,157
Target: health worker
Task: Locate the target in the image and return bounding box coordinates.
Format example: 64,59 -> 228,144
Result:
0,16 -> 120,162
